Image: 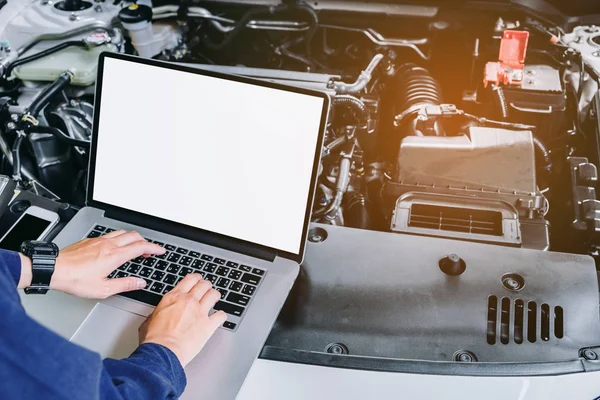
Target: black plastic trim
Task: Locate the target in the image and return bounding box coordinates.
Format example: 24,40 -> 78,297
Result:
259,346 -> 600,377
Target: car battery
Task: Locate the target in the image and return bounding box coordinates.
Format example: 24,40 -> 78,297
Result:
484,30 -> 567,141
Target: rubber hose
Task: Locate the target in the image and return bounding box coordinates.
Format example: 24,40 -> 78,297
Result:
28,125 -> 90,148
333,95 -> 368,126
345,194 -> 370,229
492,85 -> 509,120
4,41 -> 85,79
27,71 -> 73,118
11,134 -> 24,180
532,135 -> 552,171
393,63 -> 442,120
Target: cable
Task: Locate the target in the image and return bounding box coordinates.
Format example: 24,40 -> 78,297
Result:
11,132 -> 24,183
3,41 -> 86,79
491,85 -> 508,120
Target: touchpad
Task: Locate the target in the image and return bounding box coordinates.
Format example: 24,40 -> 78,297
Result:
70,303 -> 146,360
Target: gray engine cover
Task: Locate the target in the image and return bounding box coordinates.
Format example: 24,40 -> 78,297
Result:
265,223 -> 600,364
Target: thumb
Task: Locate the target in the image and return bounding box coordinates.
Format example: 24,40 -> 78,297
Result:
104,276 -> 147,297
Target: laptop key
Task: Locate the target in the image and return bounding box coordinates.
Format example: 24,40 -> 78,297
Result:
127,264 -> 141,274
216,288 -> 228,299
226,261 -> 239,268
151,271 -> 165,281
240,273 -> 261,285
155,252 -> 167,260
167,264 -> 180,274
180,256 -> 192,266
214,301 -> 244,317
150,282 -> 165,293
156,260 -> 169,270
222,321 -> 237,330
153,241 -> 164,247
175,276 -> 183,285
143,278 -> 153,288
178,267 -> 193,277
176,247 -> 188,255
227,292 -> 251,306
164,244 -> 176,251
118,262 -> 129,271
105,228 -> 115,233
228,270 -> 242,280
115,271 -> 129,278
192,259 -> 205,269
201,254 -> 213,261
162,285 -> 174,295
203,263 -> 217,273
133,256 -> 144,264
87,231 -> 101,238
120,290 -> 161,307
216,277 -> 230,288
144,237 -> 152,242
241,284 -> 255,296
252,268 -> 265,276
142,258 -> 157,267
167,253 -> 181,263
94,225 -> 106,232
205,274 -> 217,284
216,266 -> 230,277
189,251 -> 200,258
139,267 -> 152,277
108,270 -> 117,279
239,265 -> 252,272
163,274 -> 177,285
229,281 -> 243,292
214,258 -> 226,265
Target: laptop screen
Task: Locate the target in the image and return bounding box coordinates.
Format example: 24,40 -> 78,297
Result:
90,55 -> 327,258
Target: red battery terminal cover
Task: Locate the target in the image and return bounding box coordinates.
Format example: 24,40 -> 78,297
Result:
484,30 -> 529,87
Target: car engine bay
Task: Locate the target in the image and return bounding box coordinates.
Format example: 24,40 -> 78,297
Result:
3,0 -> 600,368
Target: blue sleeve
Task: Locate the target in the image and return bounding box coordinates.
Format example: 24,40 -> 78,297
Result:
0,248 -> 187,399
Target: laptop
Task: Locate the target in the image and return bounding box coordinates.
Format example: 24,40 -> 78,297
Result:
27,52 -> 329,399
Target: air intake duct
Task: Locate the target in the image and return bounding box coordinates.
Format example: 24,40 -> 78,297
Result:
393,64 -> 443,136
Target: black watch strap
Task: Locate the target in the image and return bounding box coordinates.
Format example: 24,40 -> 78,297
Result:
22,241 -> 59,295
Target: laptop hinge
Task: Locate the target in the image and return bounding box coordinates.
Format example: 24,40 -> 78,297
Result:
104,208 -> 277,263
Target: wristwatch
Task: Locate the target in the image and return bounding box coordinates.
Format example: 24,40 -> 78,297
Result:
21,240 -> 59,295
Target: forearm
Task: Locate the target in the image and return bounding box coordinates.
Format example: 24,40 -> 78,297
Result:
16,252 -> 71,290
17,253 -> 31,289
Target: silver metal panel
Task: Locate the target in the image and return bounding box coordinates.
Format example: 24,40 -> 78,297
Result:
22,206 -> 299,400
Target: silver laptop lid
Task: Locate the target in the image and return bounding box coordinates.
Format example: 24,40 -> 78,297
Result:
87,53 -> 329,264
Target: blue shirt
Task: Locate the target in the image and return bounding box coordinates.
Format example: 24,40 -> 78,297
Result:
0,250 -> 187,399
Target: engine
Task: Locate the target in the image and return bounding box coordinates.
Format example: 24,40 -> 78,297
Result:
1,1 -> 599,263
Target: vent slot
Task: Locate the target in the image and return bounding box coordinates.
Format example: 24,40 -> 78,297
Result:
487,296 -> 497,345
408,204 -> 503,236
486,298 -> 563,344
514,299 -> 524,344
527,301 -> 537,343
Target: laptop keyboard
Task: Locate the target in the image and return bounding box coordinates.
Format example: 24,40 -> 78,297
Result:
88,225 -> 267,331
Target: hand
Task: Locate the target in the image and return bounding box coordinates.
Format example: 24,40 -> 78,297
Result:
19,230 -> 165,298
139,273 -> 227,367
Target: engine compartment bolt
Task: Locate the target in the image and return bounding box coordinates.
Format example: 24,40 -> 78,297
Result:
94,5 -> 102,12
583,349 -> 598,360
10,114 -> 18,122
69,13 -> 80,21
453,350 -> 477,362
593,52 -> 600,58
6,122 -> 16,130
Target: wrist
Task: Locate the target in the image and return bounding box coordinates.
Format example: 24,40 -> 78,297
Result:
17,253 -> 32,289
49,254 -> 71,292
142,336 -> 185,366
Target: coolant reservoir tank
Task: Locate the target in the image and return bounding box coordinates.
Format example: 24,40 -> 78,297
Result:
13,44 -> 117,86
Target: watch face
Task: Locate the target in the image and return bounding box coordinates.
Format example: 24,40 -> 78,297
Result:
22,241 -> 59,257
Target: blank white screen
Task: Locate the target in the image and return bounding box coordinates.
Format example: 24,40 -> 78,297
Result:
93,57 -> 324,255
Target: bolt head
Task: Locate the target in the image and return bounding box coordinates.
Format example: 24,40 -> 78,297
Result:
593,52 -> 600,58
69,13 -> 80,21
447,253 -> 460,263
6,122 -> 16,130
10,114 -> 18,122
583,349 -> 598,360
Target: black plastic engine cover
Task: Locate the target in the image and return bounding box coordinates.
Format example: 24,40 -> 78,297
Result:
264,223 -> 600,365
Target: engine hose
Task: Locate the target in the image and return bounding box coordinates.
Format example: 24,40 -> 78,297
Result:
27,71 -> 73,118
332,95 -> 368,126
333,54 -> 385,94
532,135 -> 552,171
11,133 -> 24,181
393,64 -> 442,120
3,41 -> 86,79
345,193 -> 370,229
492,85 -> 509,120
28,126 -> 90,148
325,157 -> 352,220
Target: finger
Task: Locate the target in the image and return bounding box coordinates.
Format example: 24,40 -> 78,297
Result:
103,229 -> 126,239
110,231 -> 145,247
198,288 -> 221,314
189,279 -> 213,302
170,273 -> 203,294
104,276 -> 147,297
209,310 -> 227,329
114,240 -> 166,264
